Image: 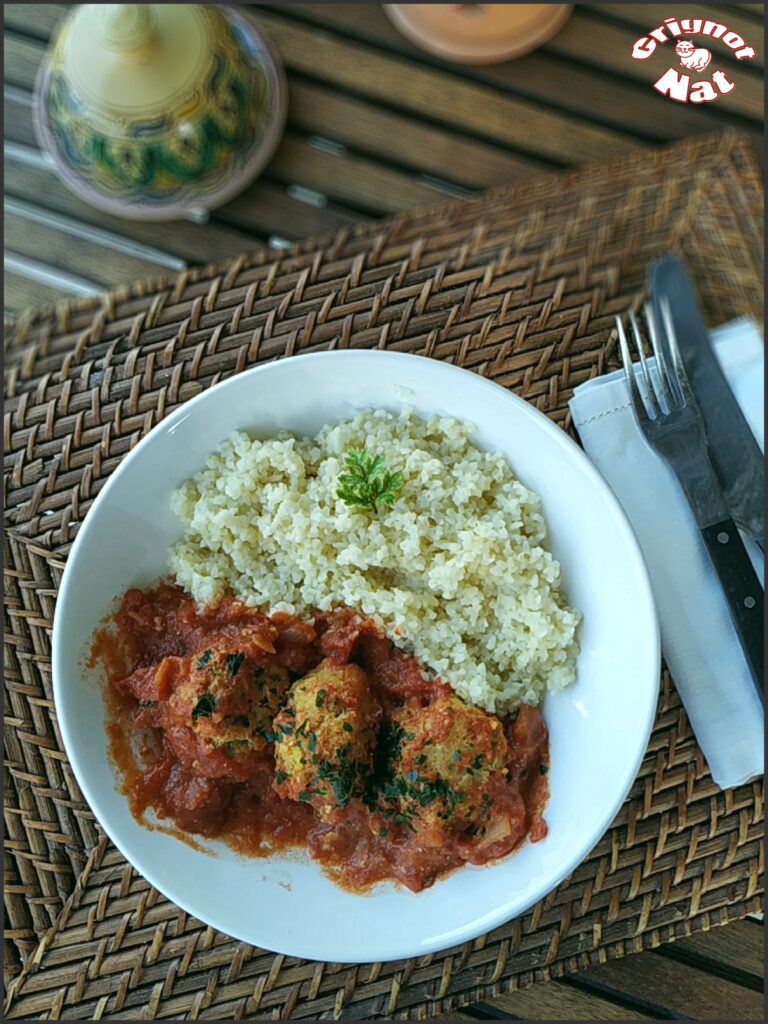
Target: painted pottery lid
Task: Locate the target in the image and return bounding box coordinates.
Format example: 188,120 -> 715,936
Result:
385,4 -> 572,64
34,4 -> 286,220
61,5 -> 224,122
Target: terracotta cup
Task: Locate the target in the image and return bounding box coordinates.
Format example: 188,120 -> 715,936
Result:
385,3 -> 572,64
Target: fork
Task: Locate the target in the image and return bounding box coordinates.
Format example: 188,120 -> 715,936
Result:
616,302 -> 764,700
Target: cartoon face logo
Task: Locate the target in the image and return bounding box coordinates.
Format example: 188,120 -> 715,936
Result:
675,40 -> 712,71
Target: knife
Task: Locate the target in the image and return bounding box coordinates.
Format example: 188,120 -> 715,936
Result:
649,257 -> 764,551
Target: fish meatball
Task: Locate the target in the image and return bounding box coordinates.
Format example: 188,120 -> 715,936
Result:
383,695 -> 508,842
169,645 -> 291,759
272,660 -> 382,814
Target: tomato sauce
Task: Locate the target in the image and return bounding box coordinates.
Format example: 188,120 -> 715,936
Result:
95,583 -> 549,892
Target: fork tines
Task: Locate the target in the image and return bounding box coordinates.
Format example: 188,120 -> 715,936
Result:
616,301 -> 688,421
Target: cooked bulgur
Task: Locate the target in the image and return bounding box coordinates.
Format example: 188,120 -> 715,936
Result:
168,409 -> 580,714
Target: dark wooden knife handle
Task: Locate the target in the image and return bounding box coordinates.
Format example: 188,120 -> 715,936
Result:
701,519 -> 764,702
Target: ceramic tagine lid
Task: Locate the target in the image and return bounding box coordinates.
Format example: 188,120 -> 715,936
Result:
34,4 -> 286,220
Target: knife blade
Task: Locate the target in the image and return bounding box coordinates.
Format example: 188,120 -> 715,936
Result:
649,256 -> 764,550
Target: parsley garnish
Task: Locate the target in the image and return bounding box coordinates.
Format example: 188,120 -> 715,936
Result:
337,449 -> 403,514
196,650 -> 213,669
225,652 -> 245,677
316,750 -> 360,807
275,770 -> 288,784
191,693 -> 217,721
315,690 -> 326,708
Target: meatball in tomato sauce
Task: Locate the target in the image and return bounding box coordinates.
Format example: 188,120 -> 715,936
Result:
382,696 -> 528,856
272,660 -> 382,815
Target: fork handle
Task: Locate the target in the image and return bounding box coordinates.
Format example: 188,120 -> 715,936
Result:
701,519 -> 764,702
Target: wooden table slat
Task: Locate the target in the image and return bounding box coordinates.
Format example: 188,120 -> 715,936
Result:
656,918 -> 764,983
4,261 -> 95,314
571,949 -> 764,1020
3,15 -> 645,169
250,11 -> 645,166
3,2 -> 64,37
4,143 -> 268,263
267,4 -> 762,138
4,205 -> 179,288
271,131 -> 460,212
286,78 -> 550,187
475,978 -> 652,1020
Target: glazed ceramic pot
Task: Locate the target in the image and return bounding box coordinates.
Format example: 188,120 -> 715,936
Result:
34,4 -> 286,220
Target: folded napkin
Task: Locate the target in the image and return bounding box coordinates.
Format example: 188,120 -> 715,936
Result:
569,317 -> 764,790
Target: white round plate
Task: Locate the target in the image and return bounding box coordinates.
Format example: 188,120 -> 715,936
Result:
53,351 -> 659,963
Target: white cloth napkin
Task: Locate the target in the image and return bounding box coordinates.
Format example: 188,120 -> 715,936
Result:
569,317 -> 764,790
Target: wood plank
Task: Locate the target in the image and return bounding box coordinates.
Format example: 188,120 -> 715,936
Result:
4,33 -> 42,89
268,132 -> 463,213
5,270 -> 81,313
545,11 -> 763,121
5,5 -> 761,133
4,87 -> 38,147
217,178 -> 363,241
4,205 -> 177,288
4,143 -> 267,263
287,79 -> 548,187
657,919 -> 764,982
250,12 -> 642,166
571,949 -> 764,1019
276,5 -> 755,146
587,4 -> 764,67
478,979 -> 649,1020
4,254 -> 98,314
0,23 -> 638,172
280,2 -> 761,152
3,3 -> 65,38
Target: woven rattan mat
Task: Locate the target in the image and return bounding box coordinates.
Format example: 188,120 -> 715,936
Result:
4,130 -> 764,1020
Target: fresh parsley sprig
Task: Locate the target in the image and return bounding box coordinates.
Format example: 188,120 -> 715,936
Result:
336,449 -> 403,514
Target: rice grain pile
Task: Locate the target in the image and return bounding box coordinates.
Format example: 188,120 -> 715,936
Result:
169,410 -> 580,713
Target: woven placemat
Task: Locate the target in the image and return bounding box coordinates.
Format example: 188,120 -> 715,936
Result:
4,131 -> 764,1020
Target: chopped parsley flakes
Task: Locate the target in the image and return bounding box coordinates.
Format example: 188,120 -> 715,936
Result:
225,652 -> 245,677
191,693 -> 217,721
